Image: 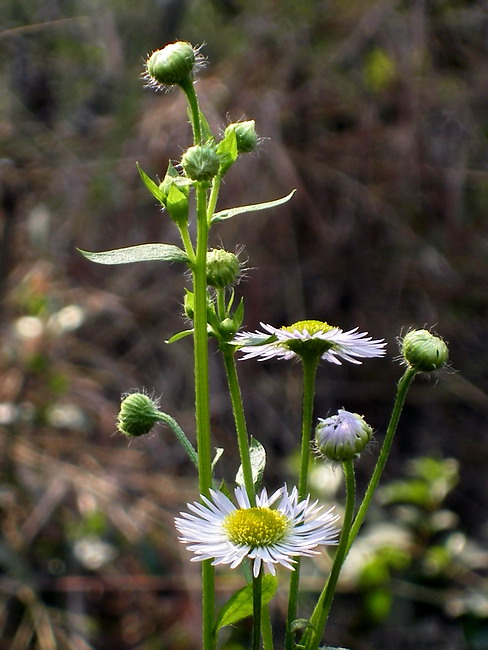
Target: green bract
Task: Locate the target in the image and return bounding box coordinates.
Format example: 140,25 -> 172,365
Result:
225,120 -> 258,153
402,329 -> 449,372
146,41 -> 196,87
206,249 -> 240,288
117,393 -> 160,437
182,144 -> 220,182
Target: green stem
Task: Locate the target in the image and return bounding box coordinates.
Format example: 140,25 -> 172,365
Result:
181,73 -> 214,650
193,181 -> 214,650
156,412 -> 198,468
304,460 -> 356,650
252,570 -> 263,650
346,366 -> 417,554
207,175 -> 222,226
261,603 -> 274,650
216,287 -> 226,321
285,356 -> 319,650
178,223 -> 195,264
221,346 -> 256,506
181,78 -> 202,143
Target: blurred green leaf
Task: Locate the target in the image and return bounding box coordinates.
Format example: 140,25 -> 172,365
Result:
211,190 -> 296,223
78,243 -> 189,265
236,437 -> 266,490
214,574 -> 278,632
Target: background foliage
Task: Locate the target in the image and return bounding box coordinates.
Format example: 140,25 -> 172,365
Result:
1,1 -> 487,648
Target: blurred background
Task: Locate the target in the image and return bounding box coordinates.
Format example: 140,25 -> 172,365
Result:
1,1 -> 488,648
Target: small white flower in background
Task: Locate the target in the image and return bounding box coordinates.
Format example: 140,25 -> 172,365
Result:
233,320 -> 386,364
175,485 -> 340,578
315,409 -> 373,462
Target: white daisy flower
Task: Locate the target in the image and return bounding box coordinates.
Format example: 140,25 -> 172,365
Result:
233,320 -> 386,365
175,485 -> 340,577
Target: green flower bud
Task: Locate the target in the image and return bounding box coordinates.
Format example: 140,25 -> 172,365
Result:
145,41 -> 196,88
117,393 -> 161,437
206,249 -> 240,288
315,410 -> 373,462
181,144 -> 220,182
401,329 -> 449,372
225,120 -> 258,153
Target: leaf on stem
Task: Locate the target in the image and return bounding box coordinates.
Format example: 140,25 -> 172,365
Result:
211,190 -> 296,223
236,437 -> 266,490
78,243 -> 189,265
165,329 -> 194,344
136,162 -> 165,204
214,574 -> 278,633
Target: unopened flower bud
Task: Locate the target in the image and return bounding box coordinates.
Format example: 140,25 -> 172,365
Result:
145,41 -> 196,88
225,120 -> 258,153
181,144 -> 220,182
315,409 -> 373,462
206,249 -> 240,288
117,393 -> 161,438
401,329 -> 449,372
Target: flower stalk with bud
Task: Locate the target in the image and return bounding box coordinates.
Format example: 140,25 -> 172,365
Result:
81,40 -> 451,650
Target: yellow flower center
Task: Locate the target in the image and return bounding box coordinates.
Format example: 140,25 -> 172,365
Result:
281,320 -> 334,336
280,320 -> 337,360
223,507 -> 289,548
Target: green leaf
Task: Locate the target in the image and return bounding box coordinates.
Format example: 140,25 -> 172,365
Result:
216,128 -> 238,176
78,243 -> 189,265
236,437 -> 266,490
165,183 -> 189,225
199,110 -> 214,141
214,574 -> 278,633
290,619 -> 314,633
233,297 -> 244,330
165,329 -> 194,344
211,189 -> 296,223
136,162 -> 165,204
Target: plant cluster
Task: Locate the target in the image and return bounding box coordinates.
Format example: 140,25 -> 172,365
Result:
81,41 -> 451,650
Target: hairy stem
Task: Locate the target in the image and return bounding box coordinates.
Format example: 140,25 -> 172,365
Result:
285,357 -> 319,650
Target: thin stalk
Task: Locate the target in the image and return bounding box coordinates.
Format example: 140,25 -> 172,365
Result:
346,366 -> 417,554
303,459 -> 356,650
261,604 -> 274,650
178,223 -> 195,264
285,357 -> 319,650
181,79 -> 202,143
252,571 -> 263,650
206,175 -> 222,226
221,346 -> 256,506
216,287 -> 226,322
193,181 -> 214,649
156,412 -> 198,468
182,78 -> 215,649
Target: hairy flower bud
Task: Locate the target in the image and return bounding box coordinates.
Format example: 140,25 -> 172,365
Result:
225,120 -> 258,153
145,41 -> 196,88
117,393 -> 161,437
315,409 -> 373,462
181,144 -> 220,182
401,329 -> 449,372
206,249 -> 240,288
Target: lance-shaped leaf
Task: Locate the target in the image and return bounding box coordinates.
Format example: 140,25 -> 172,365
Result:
214,574 -> 278,633
78,243 -> 189,265
236,437 -> 266,490
136,162 -> 165,204
216,128 -> 238,176
211,189 -> 296,223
